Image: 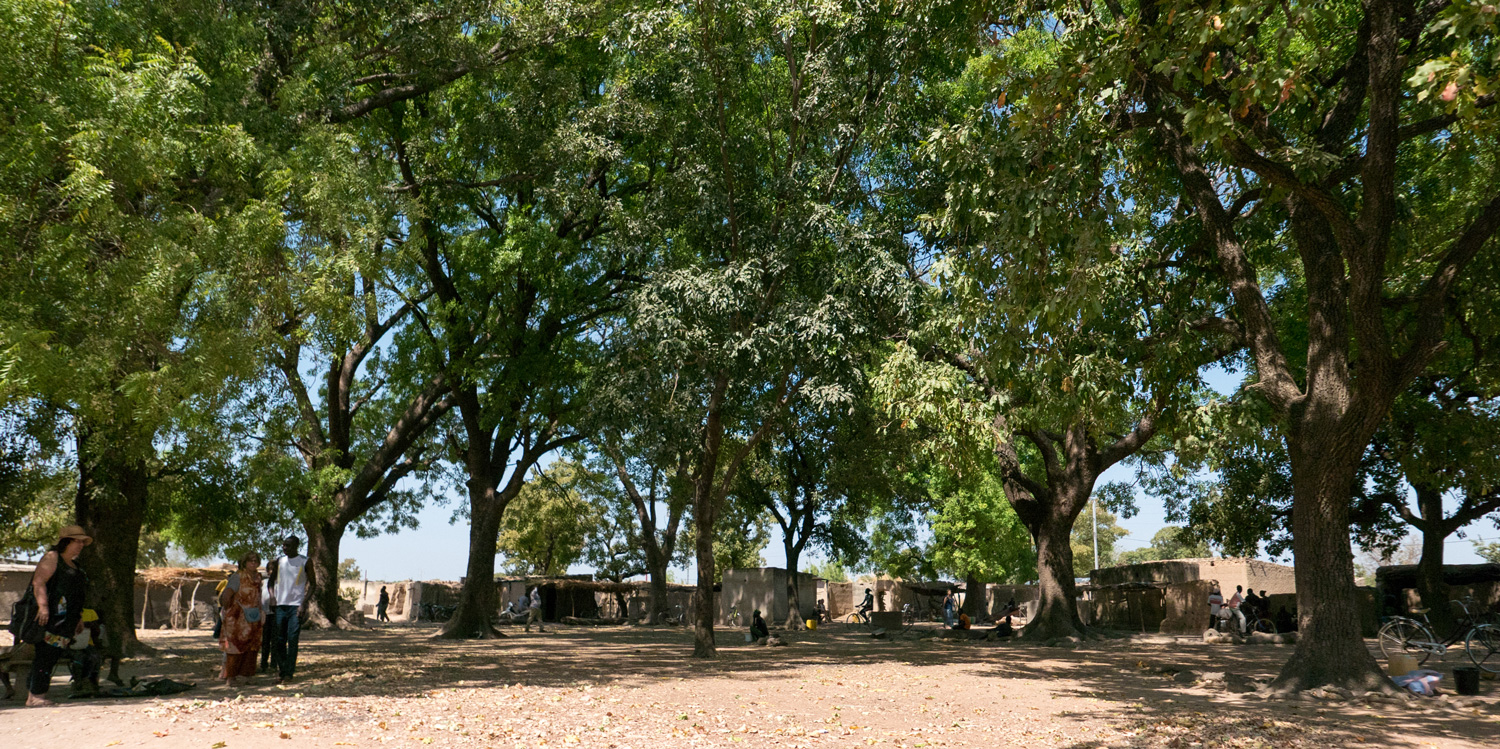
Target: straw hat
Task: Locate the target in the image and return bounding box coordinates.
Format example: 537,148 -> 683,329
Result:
57,524 -> 94,546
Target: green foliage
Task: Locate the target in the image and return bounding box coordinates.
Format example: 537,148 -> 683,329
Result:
680,493 -> 771,583
339,559 -> 364,582
929,468 -> 1036,584
1476,541 -> 1500,565
1071,506 -> 1128,577
805,558 -> 850,583
0,408 -> 73,557
1117,527 -> 1212,566
498,462 -> 602,577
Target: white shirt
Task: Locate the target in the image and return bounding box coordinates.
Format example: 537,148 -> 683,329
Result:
1208,593 -> 1224,615
272,555 -> 308,607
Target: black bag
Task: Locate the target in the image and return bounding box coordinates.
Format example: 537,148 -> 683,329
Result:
8,581 -> 46,645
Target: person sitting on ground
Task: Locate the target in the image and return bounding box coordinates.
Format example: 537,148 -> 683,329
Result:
857,588 -> 875,623
750,609 -> 770,642
954,611 -> 971,630
1274,605 -> 1295,633
815,599 -> 829,623
992,610 -> 1015,638
500,598 -> 526,623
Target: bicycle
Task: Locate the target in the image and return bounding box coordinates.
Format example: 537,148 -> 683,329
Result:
726,608 -> 743,627
1377,597 -> 1500,674
842,610 -> 873,629
1209,605 -> 1275,636
902,603 -> 919,628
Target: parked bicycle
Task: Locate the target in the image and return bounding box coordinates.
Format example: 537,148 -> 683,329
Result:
1377,597 -> 1500,674
418,602 -> 455,622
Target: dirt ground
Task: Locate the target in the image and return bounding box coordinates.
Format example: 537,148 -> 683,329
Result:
2,622 -> 1497,749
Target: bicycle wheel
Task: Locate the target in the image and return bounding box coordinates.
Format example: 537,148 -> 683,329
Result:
1253,617 -> 1277,635
1378,618 -> 1437,665
842,612 -> 866,627
1464,624 -> 1500,674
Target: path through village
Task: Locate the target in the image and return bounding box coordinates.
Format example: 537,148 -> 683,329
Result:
2,624 -> 1495,748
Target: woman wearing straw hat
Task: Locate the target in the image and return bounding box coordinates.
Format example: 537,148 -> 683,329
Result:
25,524 -> 92,706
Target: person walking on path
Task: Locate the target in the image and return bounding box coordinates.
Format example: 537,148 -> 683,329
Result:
266,535 -> 311,684
942,589 -> 957,627
376,587 -> 391,622
25,524 -> 92,707
525,586 -> 546,633
218,551 -> 265,688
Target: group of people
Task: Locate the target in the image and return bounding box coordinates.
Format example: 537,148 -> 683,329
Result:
213,535 -> 311,687
806,587 -> 1015,634
501,586 -> 546,631
1207,584 -> 1275,635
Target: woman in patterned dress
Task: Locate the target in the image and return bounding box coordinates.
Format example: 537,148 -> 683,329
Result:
217,551 -> 265,687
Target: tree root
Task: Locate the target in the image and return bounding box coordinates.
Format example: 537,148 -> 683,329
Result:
431,624 -> 507,640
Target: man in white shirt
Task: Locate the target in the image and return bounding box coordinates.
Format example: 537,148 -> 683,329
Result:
266,535 -> 311,684
1208,588 -> 1225,629
1226,585 -> 1247,634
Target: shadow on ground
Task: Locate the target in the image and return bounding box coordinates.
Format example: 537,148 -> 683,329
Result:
3,622 -> 1495,748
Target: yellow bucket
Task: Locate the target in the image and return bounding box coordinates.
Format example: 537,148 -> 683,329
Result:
805,619 -> 818,631
1387,652 -> 1419,676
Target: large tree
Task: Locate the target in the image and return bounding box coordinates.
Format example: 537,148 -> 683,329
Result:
367,2 -> 648,639
600,0 -> 977,658
0,0 -> 281,655
980,0 -> 1499,690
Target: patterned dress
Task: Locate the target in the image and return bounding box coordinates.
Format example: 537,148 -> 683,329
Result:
219,569 -> 264,680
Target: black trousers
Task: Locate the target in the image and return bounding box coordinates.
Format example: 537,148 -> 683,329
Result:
29,642 -> 67,696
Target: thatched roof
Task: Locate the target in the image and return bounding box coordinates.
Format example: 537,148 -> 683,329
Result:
901,581 -> 962,595
137,566 -> 233,586
500,577 -> 694,594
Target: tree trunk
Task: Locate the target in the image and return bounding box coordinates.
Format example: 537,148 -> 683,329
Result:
962,572 -> 985,623
691,381 -> 728,659
784,542 -> 803,629
1270,438 -> 1391,693
75,445 -> 150,657
645,546 -> 671,624
1404,482 -> 1454,634
691,491 -> 717,657
301,518 -> 345,628
439,481 -> 506,639
1020,509 -> 1086,641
